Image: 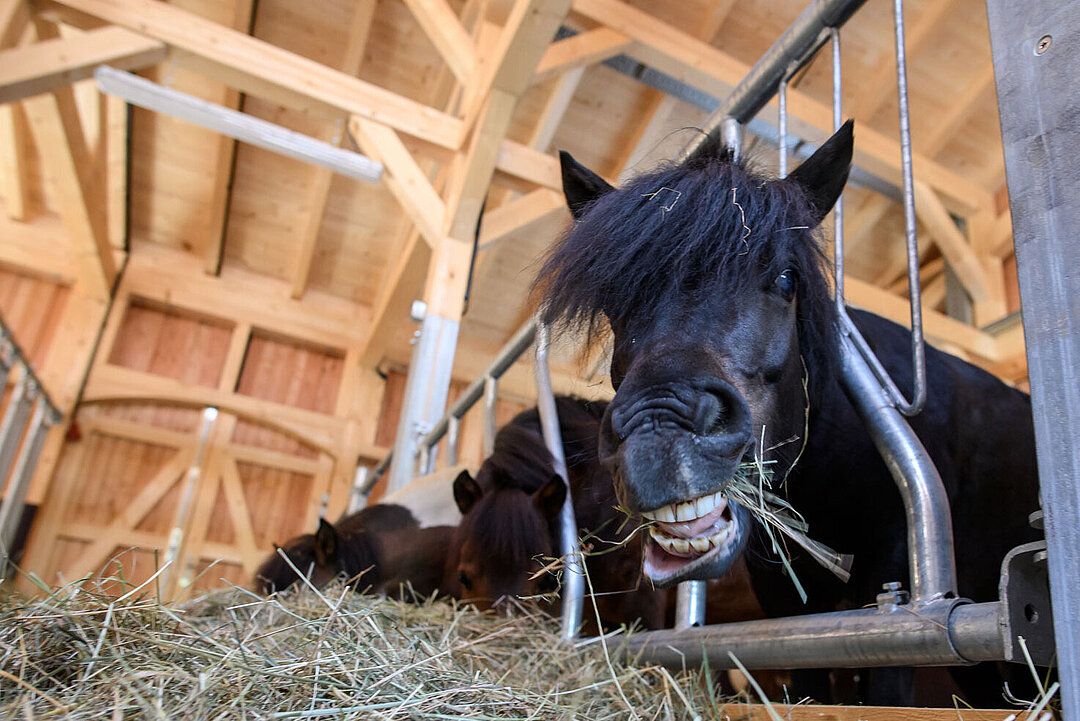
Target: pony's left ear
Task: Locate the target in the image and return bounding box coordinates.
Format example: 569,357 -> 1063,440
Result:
785,119 -> 854,226
314,518 -> 338,567
560,150 -> 614,220
535,474 -> 567,521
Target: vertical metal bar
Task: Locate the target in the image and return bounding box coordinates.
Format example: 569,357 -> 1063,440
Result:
838,328 -> 956,601
986,0 -> 1080,714
0,336 -> 14,391
161,406 -> 217,589
533,321 -> 584,640
831,27 -> 846,309
0,400 -> 49,575
348,466 -> 369,515
889,0 -> 927,416
0,372 -> 33,484
482,375 -> 498,457
446,415 -> 461,466
387,311 -> 460,492
418,444 -> 434,475
720,117 -> 742,162
778,77 -> 788,178
675,580 -> 707,630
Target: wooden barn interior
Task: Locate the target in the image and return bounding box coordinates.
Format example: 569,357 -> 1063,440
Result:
0,0 -> 1026,604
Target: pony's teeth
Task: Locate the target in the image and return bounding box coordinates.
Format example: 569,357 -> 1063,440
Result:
649,522 -> 734,558
643,504 -> 676,523
694,491 -> 723,518
689,536 -> 711,553
674,501 -> 697,522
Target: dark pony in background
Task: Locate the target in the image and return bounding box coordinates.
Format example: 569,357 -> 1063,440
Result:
448,396 -> 669,631
535,122 -> 1040,704
255,503 -> 454,600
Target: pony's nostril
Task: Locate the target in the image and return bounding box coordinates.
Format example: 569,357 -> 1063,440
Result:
693,394 -> 724,435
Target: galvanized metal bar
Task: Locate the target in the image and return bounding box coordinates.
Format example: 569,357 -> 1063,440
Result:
0,372 -> 33,484
777,77 -> 788,178
838,327 -> 956,601
628,599 -> 1002,669
831,27 -> 846,307
0,399 -> 50,575
986,0 -> 1080,714
674,580 -> 707,630
387,311 -> 460,493
720,117 -> 742,162
161,406 -> 217,590
683,0 -> 868,158
534,321 -> 584,641
347,466 -> 369,514
482,375 -> 498,457
446,416 -> 461,466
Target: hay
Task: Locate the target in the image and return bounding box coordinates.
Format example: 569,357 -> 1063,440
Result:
0,576 -> 739,720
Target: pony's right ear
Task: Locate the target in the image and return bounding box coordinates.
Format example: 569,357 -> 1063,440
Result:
785,119 -> 854,226
535,474 -> 567,521
560,150 -> 614,220
314,518 -> 338,567
453,470 -> 483,514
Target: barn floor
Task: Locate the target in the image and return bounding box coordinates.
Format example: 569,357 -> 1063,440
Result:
0,575 -> 1043,720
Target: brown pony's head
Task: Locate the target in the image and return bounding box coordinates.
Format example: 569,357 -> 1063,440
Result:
448,469 -> 565,611
254,518 -> 379,594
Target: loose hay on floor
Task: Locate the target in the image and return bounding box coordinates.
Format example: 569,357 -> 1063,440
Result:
0,579 -> 730,720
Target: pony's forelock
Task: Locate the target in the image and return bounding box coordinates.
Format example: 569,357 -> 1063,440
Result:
533,151 -> 840,394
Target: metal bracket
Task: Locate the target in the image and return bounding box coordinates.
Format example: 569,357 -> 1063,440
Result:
999,540 -> 1056,666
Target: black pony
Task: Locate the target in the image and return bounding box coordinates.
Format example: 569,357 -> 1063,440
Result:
535,123 -> 1040,704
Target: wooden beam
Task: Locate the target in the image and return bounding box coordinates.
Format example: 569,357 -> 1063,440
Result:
921,64 -> 995,157
911,179 -> 991,302
570,0 -> 993,217
350,117 -> 446,248
0,0 -> 29,49
0,26 -> 165,103
45,0 -> 464,150
219,455 -> 260,577
0,214 -> 76,281
527,66 -> 584,152
288,0 -> 376,299
402,0 -> 476,84
0,102 -> 31,220
203,0 -> 256,276
23,87 -> 116,298
478,187 -> 565,251
854,0 -> 958,120
532,26 -> 630,83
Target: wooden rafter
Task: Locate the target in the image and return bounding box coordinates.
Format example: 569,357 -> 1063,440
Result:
532,27 -> 630,83
203,0 -> 257,276
477,187 -> 565,252
911,179 -> 991,302
0,102 -> 30,220
0,0 -> 29,48
0,26 -> 165,103
43,0 -> 464,150
288,0 -> 377,299
402,0 -> 476,84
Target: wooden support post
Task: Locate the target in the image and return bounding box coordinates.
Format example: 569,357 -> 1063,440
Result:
401,0 -> 476,84
911,180 -> 992,304
0,103 -> 31,220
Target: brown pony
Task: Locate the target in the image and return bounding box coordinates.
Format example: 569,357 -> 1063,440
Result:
255,503 -> 454,600
447,396 -> 669,631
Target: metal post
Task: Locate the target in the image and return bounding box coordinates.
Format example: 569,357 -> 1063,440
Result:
0,400 -> 52,576
347,466 -> 369,515
387,305 -> 460,493
0,373 -> 33,484
533,321 -> 585,640
777,77 -> 788,178
987,0 -> 1080,715
482,375 -> 498,457
446,416 -> 461,466
162,407 -> 217,592
831,28 -> 846,307
674,580 -> 707,630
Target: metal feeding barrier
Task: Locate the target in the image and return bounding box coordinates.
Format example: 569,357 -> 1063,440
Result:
624,0 -> 1059,680
0,313 -> 62,579
356,316 -> 586,641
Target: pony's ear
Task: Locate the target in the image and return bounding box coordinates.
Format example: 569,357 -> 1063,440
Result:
314,519 -> 338,567
560,150 -> 614,220
785,119 -> 854,226
535,474 -> 567,521
453,470 -> 483,514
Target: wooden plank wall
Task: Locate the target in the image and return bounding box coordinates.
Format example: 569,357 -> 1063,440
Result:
18,296 -> 364,598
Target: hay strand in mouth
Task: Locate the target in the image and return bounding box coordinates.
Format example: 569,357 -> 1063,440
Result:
725,430 -> 853,603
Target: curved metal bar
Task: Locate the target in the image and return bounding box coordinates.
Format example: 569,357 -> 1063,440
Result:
482,375 -> 498,457
533,322 -> 585,640
675,580 -> 707,630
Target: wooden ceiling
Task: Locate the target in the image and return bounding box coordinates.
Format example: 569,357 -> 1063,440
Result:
0,0 -> 1027,398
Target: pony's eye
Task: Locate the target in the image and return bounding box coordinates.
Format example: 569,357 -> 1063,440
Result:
775,269 -> 797,301
458,570 -> 473,591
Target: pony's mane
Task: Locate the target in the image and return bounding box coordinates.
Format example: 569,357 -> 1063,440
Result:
480,396 -> 607,492
534,149 -> 840,394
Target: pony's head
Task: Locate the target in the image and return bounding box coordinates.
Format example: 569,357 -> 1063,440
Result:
448,467 -> 565,612
535,122 -> 853,587
254,518 -> 380,594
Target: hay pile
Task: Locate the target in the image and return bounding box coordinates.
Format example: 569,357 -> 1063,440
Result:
0,578 -> 734,720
